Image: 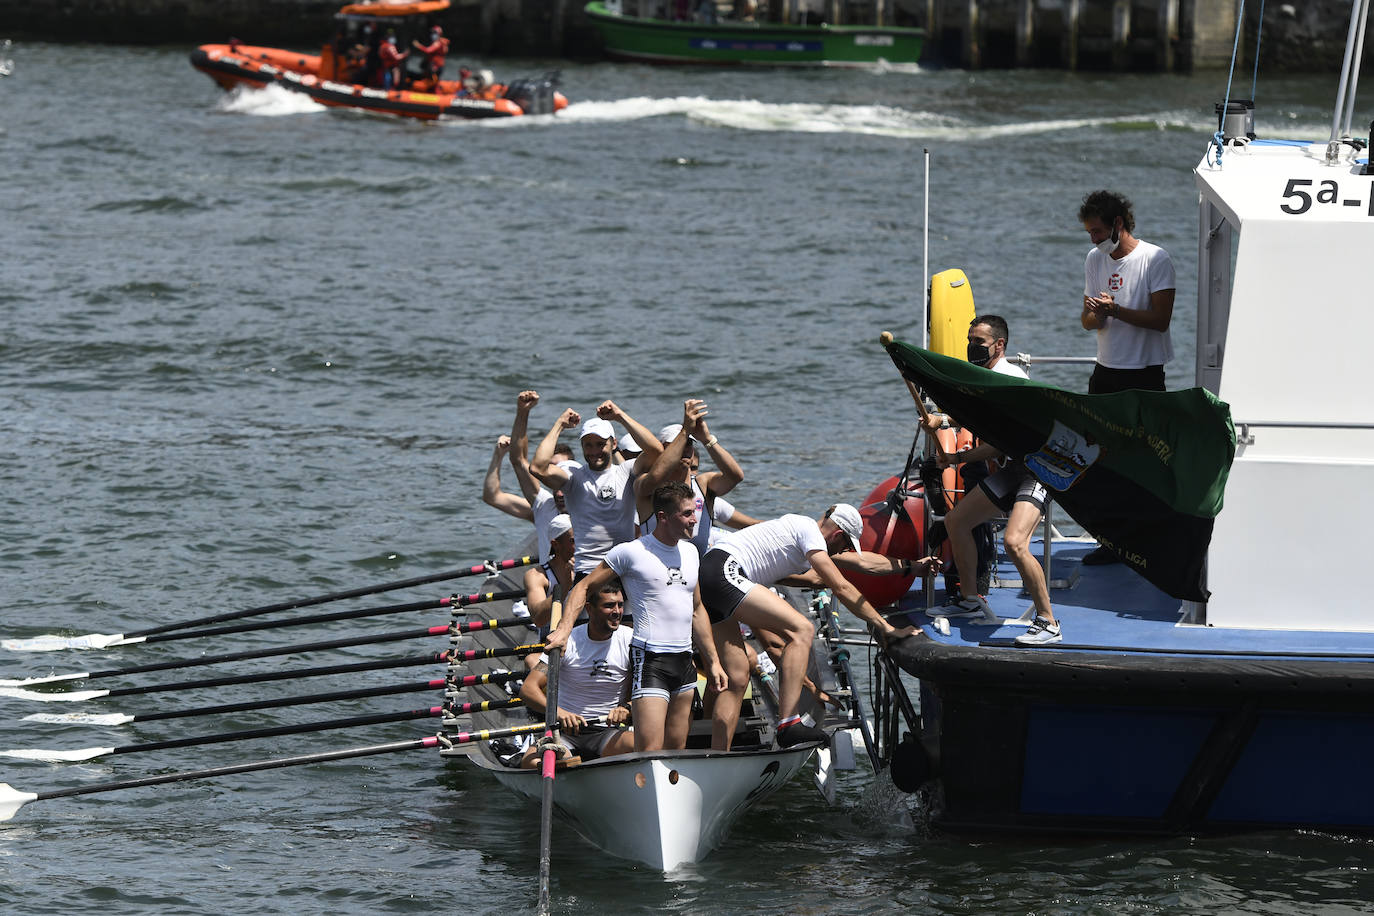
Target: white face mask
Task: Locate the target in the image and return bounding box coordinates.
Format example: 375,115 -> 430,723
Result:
1095,227 -> 1119,256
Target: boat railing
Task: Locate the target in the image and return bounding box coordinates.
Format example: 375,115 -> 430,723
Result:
1234,419 -> 1374,445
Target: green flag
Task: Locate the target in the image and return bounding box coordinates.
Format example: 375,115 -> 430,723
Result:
884,338 -> 1235,601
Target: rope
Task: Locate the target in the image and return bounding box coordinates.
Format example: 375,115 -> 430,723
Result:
1209,0 -> 1249,168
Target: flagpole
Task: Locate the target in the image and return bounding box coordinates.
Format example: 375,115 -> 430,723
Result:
922,147 -> 930,351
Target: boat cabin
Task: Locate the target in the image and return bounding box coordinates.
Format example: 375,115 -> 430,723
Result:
1192,104 -> 1374,631
320,0 -> 451,87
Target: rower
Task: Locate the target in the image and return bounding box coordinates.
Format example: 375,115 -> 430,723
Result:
547,482 -> 727,752
519,579 -> 635,766
700,504 -> 930,749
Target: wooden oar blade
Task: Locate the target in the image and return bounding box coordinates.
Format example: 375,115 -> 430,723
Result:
2,633 -> 125,652
21,712 -> 133,726
0,746 -> 112,763
0,784 -> 38,822
0,673 -> 87,688
0,688 -> 109,702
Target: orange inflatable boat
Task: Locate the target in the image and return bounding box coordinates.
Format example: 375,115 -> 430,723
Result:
190,1 -> 567,120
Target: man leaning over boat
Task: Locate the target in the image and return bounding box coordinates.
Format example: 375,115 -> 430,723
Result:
519,577 -> 637,766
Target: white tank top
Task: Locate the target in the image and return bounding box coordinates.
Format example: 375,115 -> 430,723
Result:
556,624 -> 634,718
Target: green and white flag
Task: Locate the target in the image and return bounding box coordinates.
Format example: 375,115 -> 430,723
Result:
884,338 -> 1236,601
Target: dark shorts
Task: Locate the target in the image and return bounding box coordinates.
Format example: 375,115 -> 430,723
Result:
979,463 -> 1047,514
1089,363 -> 1165,394
630,645 -> 696,701
561,725 -> 621,760
699,549 -> 755,624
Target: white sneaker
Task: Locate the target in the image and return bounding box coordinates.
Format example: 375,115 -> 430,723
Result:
941,596 -> 992,619
1015,617 -> 1063,645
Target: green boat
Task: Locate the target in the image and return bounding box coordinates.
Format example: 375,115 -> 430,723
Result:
583,0 -> 924,67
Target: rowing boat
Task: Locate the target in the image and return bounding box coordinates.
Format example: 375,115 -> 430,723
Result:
439,558 -> 845,869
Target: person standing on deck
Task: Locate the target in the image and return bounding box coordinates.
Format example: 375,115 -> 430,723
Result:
411,26 -> 448,88
1078,189 -> 1176,565
547,482 -> 727,752
530,401 -> 663,582
924,317 -> 1063,646
377,32 -> 408,89
700,505 -> 929,750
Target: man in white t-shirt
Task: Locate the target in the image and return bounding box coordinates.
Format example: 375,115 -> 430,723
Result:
518,578 -> 635,765
700,505 -> 928,750
1078,189 -> 1176,395
530,400 -> 663,578
547,482 -> 726,752
1079,190 -> 1175,566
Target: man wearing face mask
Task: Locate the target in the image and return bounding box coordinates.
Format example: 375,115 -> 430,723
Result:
1078,189 -> 1176,396
966,314 -> 1026,379
920,315 -> 1062,645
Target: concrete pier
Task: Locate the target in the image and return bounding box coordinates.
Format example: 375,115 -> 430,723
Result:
922,0 -> 1237,71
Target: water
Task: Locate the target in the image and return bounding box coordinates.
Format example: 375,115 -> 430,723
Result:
2,41 -> 1371,913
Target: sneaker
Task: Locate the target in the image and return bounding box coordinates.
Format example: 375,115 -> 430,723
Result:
777,722 -> 828,748
941,595 -> 993,619
1081,545 -> 1119,566
1015,617 -> 1063,646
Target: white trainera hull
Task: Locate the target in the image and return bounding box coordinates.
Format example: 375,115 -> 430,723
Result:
467,744 -> 815,869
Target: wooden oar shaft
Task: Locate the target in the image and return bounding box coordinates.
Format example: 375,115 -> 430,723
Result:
127,556 -> 536,639
108,705 -> 446,757
99,652 -> 449,700
448,671 -> 522,688
133,678 -> 449,723
35,625 -> 454,685
139,597 -> 452,646
449,643 -> 544,663
33,736 -> 441,803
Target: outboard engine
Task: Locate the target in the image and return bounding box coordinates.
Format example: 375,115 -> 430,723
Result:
503,71 -> 560,115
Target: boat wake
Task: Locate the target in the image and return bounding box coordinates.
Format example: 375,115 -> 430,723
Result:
217,84 -> 326,117
559,97 -> 1199,139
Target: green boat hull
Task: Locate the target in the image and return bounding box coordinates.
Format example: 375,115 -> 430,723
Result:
584,1 -> 923,66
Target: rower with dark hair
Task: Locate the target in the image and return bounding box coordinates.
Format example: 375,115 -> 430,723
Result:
519,578 -> 635,766
546,481 -> 726,752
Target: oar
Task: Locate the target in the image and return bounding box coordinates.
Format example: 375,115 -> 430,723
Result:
0,719 -> 568,822
0,625 -> 458,688
21,678 -> 450,726
536,600 -> 563,916
449,643 -> 545,664
0,735 -> 444,822
0,704 -> 450,763
0,652 -> 450,703
80,589 -> 526,651
448,671 -> 523,689
3,555 -> 537,652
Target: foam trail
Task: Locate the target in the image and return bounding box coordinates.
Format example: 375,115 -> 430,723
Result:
217,83 -> 325,117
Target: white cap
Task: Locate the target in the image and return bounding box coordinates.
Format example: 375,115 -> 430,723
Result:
545,513 -> 572,542
618,439 -> 642,455
658,423 -> 684,444
580,417 -> 615,440
827,503 -> 864,553
557,459 -> 582,470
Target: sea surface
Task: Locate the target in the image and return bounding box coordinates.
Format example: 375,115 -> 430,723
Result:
2,41 -> 1372,914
